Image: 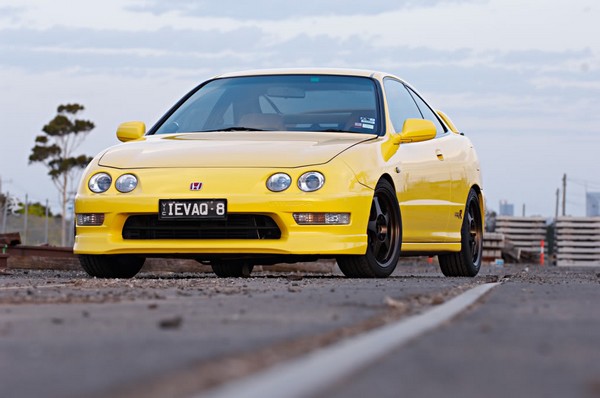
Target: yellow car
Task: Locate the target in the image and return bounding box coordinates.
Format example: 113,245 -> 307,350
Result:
74,68 -> 483,279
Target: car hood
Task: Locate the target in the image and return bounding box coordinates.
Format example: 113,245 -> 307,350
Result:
98,132 -> 376,169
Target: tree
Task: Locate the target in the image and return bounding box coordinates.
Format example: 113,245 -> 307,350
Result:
29,104 -> 94,246
14,201 -> 54,217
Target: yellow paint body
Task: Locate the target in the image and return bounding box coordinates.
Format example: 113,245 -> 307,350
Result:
74,69 -> 483,259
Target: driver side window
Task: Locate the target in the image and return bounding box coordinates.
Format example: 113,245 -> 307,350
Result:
407,87 -> 447,137
383,78 -> 422,133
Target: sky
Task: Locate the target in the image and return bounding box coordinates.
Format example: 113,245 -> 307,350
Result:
1,0 -> 599,217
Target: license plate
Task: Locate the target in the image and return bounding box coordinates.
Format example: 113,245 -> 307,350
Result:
159,199 -> 227,220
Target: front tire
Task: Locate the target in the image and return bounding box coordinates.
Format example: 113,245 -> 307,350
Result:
439,189 -> 483,277
79,254 -> 145,278
337,179 -> 402,278
211,262 -> 254,278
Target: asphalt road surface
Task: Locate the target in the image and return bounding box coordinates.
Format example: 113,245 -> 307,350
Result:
1,263 -> 599,398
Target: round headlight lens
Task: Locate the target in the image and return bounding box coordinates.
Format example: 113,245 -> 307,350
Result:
298,171 -> 325,192
267,173 -> 292,192
88,173 -> 112,193
115,174 -> 138,193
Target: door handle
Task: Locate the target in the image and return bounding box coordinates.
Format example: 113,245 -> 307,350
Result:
435,149 -> 444,161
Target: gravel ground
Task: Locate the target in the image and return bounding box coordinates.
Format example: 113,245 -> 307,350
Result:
1,263 -> 594,398
0,263 -> 483,398
323,265 -> 600,398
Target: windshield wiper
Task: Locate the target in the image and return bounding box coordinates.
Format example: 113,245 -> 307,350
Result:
201,126 -> 266,132
313,128 -> 358,133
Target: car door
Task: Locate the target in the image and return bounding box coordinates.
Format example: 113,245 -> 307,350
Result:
406,86 -> 471,242
383,78 -> 452,243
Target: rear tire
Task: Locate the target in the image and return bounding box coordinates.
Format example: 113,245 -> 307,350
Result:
336,179 -> 402,278
211,262 -> 254,278
79,254 -> 145,278
439,189 -> 483,277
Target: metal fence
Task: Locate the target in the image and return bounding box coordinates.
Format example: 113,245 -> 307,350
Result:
0,211 -> 70,247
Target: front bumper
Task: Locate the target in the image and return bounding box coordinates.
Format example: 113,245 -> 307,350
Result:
74,166 -> 373,257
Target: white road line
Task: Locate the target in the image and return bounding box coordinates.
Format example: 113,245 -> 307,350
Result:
199,282 -> 500,398
0,283 -> 72,291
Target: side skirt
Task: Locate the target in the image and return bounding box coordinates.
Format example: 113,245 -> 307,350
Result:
400,242 -> 461,256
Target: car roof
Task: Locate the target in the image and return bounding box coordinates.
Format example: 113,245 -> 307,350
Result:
215,68 -> 396,82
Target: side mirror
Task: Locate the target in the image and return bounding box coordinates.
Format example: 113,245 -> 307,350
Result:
397,119 -> 436,143
382,119 -> 436,161
117,121 -> 146,142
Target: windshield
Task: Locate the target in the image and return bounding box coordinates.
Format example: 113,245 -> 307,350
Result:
153,75 -> 381,135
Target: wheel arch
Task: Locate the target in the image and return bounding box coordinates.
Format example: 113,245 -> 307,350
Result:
378,172 -> 402,224
378,173 -> 396,191
377,172 -> 400,212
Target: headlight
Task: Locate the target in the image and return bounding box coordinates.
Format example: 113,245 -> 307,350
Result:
88,173 -> 112,193
267,173 -> 292,192
298,171 -> 325,192
115,174 -> 138,193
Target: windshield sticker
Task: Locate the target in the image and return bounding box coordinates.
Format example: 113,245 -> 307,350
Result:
354,122 -> 374,129
360,117 -> 376,125
354,117 -> 376,129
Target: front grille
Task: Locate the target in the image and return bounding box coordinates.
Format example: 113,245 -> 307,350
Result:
122,214 -> 281,240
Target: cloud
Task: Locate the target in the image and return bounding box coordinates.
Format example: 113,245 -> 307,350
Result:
128,0 -> 476,19
0,26 -> 265,52
0,26 -> 471,75
0,5 -> 24,21
497,48 -> 593,66
0,26 -> 268,74
2,25 -> 598,112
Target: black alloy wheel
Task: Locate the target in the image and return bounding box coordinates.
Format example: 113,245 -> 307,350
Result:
337,179 -> 402,278
439,189 -> 483,277
79,254 -> 145,278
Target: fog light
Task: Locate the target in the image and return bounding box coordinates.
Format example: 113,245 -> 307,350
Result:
76,213 -> 105,226
293,213 -> 350,225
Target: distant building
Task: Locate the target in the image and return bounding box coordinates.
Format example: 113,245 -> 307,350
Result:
587,192 -> 600,217
499,200 -> 514,216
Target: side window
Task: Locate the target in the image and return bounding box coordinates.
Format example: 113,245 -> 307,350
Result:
383,78 -> 422,132
407,88 -> 446,137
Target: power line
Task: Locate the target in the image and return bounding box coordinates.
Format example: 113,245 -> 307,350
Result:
568,177 -> 600,190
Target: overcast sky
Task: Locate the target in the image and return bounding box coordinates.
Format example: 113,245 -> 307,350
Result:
1,0 -> 599,217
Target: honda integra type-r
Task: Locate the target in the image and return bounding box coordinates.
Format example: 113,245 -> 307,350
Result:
74,68 -> 484,279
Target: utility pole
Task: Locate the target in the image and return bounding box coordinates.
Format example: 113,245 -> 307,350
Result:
522,203 -> 526,217
2,191 -> 8,233
562,173 -> 567,216
0,176 -> 3,230
44,199 -> 49,244
555,188 -> 559,219
23,194 -> 28,245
